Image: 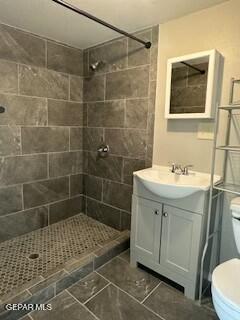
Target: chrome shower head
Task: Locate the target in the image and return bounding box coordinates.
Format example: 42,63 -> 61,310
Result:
90,60 -> 104,71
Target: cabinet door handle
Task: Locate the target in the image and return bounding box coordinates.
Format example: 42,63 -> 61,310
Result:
154,210 -> 159,215
163,212 -> 168,217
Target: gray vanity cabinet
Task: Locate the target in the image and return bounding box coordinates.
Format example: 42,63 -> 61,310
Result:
160,205 -> 202,280
131,193 -> 206,300
132,196 -> 162,263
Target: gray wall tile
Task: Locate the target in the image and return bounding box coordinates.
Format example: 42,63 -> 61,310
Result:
0,154 -> 47,187
83,75 -> 105,102
0,24 -> 45,67
106,66 -> 149,100
128,30 -> 151,67
49,151 -> 83,177
70,127 -> 83,151
84,175 -> 102,201
150,25 -> 159,81
120,211 -> 131,230
83,128 -> 104,151
88,39 -> 127,74
123,158 -> 145,185
23,177 -> 69,208
149,81 -> 157,113
125,99 -> 148,129
22,127 -> 69,154
19,65 -> 69,99
0,60 -> 18,94
86,198 -> 121,230
88,152 -> 122,182
0,94 -> 47,126
105,128 -> 146,157
70,75 -> 83,101
0,206 -> 48,242
83,49 -> 89,77
70,174 -> 83,197
103,180 -> 132,212
87,102 -> 104,127
88,100 -> 125,128
47,41 -> 83,76
49,196 -> 83,224
0,126 -> 21,156
0,185 -> 22,216
48,99 -> 83,126
0,23 -> 158,237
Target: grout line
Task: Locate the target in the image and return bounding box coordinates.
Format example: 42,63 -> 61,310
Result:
0,124 -> 84,128
17,64 -> 20,95
47,153 -> 50,179
66,290 -> 101,320
112,284 -> 165,320
83,282 -> 110,305
68,75 -> 71,101
95,270 -> 113,283
45,39 -> 47,68
85,195 -> 131,215
140,281 -> 162,304
1,149 -> 83,159
117,252 -> 129,263
68,175 -> 71,198
47,205 -> 50,226
84,61 -> 150,77
0,194 -> 84,218
21,184 -> 24,210
0,171 -> 85,191
68,127 -> 71,151
94,272 -> 165,320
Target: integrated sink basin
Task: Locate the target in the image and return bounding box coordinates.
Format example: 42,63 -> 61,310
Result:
134,166 -> 221,199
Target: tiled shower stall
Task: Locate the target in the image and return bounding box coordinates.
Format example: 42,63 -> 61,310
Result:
0,22 -> 158,306
0,23 -> 158,238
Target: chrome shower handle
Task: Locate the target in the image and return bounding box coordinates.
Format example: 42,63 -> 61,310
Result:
97,144 -> 110,158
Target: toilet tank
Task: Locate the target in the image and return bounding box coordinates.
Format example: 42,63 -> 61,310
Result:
231,197 -> 240,254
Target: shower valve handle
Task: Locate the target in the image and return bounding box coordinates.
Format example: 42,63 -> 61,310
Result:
97,144 -> 110,158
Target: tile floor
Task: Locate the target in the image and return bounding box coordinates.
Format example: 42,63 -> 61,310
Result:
0,213 -> 120,299
26,249 -> 219,320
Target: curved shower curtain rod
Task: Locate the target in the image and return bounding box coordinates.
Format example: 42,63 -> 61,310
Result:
51,0 -> 152,49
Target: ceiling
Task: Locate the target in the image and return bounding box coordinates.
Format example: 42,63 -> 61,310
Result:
0,0 -> 229,49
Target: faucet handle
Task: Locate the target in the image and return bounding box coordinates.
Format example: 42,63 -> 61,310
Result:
171,163 -> 176,173
183,165 -> 193,175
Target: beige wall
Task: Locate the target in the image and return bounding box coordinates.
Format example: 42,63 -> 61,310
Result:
153,0 -> 240,173
153,0 -> 240,262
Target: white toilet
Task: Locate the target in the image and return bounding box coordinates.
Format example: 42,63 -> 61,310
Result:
212,197 -> 240,320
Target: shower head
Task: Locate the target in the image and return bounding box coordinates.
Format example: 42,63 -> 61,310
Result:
90,60 -> 104,71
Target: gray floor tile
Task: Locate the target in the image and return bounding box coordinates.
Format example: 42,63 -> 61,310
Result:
119,249 -> 130,263
31,291 -> 96,320
86,284 -> 160,320
144,282 -> 218,320
98,257 -> 160,301
20,316 -> 32,320
68,272 -> 109,303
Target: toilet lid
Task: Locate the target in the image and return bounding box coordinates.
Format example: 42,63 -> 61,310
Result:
212,259 -> 240,311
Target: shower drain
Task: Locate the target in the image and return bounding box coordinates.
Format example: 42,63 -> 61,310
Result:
28,253 -> 40,260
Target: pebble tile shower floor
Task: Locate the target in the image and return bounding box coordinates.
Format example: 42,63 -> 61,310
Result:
0,213 -> 120,299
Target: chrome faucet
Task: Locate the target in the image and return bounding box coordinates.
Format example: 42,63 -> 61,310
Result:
182,165 -> 193,175
171,163 -> 193,175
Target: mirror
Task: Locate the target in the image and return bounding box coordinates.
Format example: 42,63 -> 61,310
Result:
165,50 -> 223,119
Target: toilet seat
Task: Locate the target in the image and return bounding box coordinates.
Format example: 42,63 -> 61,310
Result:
212,259 -> 240,319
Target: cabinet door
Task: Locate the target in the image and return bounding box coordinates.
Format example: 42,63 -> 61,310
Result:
160,205 -> 202,279
132,196 -> 162,262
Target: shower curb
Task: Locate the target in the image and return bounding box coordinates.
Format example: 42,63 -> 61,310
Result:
0,231 -> 130,320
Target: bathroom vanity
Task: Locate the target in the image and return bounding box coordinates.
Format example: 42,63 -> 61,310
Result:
130,166 -> 221,300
